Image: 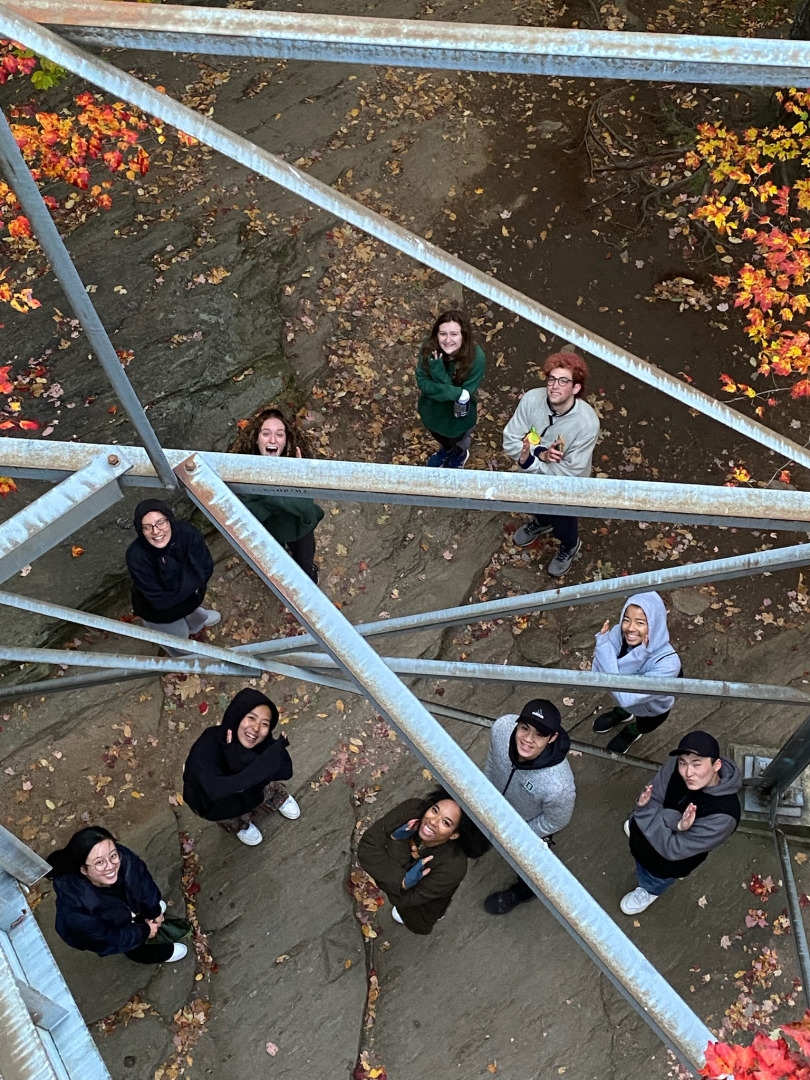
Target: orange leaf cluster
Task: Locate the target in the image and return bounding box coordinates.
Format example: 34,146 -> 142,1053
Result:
702,1015 -> 810,1079
690,90 -> 810,394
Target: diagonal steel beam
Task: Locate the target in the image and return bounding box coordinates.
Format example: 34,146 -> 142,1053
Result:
175,449 -> 712,1070
0,589 -> 263,675
0,644 -> 249,676
2,9 -> 810,478
268,651 -> 810,707
9,0 -> 810,87
0,452 -> 131,584
241,540 -> 810,658
0,111 -> 175,490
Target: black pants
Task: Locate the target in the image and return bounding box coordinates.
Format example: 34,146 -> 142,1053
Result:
125,941 -> 174,964
428,428 -> 473,453
615,706 -> 671,735
531,513 -> 578,550
286,530 -> 318,581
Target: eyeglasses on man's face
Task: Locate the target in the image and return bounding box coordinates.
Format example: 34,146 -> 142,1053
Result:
142,517 -> 169,533
546,375 -> 573,387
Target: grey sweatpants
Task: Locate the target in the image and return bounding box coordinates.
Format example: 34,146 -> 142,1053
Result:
142,606 -> 213,643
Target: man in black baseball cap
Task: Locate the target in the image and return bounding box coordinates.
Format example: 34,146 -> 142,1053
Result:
620,730 -> 741,916
482,698 -> 576,915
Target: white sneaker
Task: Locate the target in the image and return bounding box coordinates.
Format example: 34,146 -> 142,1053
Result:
277,796 -> 300,820
236,822 -> 263,846
203,609 -> 221,628
391,906 -> 404,924
620,887 -> 658,915
623,819 -> 631,838
167,943 -> 188,962
159,900 -> 167,914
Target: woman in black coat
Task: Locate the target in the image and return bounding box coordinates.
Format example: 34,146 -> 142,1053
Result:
183,688 -> 298,847
125,498 -> 219,642
48,826 -> 187,964
357,788 -> 490,935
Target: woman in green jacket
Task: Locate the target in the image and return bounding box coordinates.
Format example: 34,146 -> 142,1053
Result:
230,406 -> 324,582
416,309 -> 487,469
357,787 -> 490,935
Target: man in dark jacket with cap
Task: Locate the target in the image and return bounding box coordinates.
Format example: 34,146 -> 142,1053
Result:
622,730 -> 741,915
483,698 -> 576,915
126,499 -> 219,643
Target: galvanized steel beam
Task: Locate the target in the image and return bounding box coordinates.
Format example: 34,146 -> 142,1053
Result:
1,10 -> 810,478
0,110 -> 176,490
269,650 -> 810,707
2,440 -> 810,531
0,668 -> 151,703
175,450 -> 712,1070
774,830 -> 810,1009
244,540 -> 810,659
0,589 -> 263,676
0,453 -> 131,584
9,0 -> 810,87
758,712 -> 810,801
0,941 -> 57,1080
0,825 -> 50,888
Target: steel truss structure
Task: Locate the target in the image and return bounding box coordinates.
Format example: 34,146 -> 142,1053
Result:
1,2 -> 810,1075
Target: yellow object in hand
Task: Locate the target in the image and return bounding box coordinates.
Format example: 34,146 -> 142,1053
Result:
526,427 -> 541,446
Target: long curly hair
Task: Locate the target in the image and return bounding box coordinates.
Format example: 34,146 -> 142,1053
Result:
229,405 -> 313,459
419,309 -> 475,385
421,787 -> 491,859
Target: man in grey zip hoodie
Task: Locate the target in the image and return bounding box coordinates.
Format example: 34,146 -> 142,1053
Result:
621,730 -> 741,915
483,698 -> 576,915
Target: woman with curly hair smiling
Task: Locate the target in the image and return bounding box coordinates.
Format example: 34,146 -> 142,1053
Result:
230,405 -> 324,582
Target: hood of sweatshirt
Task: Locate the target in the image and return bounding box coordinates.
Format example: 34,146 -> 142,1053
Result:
619,591 -> 671,654
508,726 -> 571,770
705,756 -> 743,797
220,688 -> 280,772
132,499 -> 176,553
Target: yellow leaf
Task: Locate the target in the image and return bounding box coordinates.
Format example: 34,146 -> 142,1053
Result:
487,1065 -> 498,1075
335,700 -> 345,713
421,768 -> 433,781
45,799 -> 55,810
131,791 -> 143,798
360,924 -> 377,938
106,795 -> 116,808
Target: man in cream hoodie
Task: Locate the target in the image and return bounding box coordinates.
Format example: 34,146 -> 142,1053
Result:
502,351 -> 600,577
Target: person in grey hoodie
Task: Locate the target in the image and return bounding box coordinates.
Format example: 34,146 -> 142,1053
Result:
482,698 -> 576,915
621,730 -> 741,915
591,591 -> 682,756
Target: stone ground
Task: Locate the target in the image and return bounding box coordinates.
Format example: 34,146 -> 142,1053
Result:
2,0 -> 810,1073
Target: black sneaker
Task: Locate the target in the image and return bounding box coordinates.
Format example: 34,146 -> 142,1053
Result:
607,727 -> 642,755
483,887 -> 534,915
593,708 -> 633,734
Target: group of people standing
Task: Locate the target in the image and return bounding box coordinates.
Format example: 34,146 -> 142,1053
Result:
42,306 -> 738,963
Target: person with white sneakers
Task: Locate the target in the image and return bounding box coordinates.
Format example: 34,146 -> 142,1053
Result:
502,350 -> 600,577
621,731 -> 741,916
183,688 -> 298,846
126,498 -> 220,644
48,826 -> 189,964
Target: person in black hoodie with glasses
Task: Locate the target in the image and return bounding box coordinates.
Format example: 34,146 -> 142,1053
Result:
183,688 -> 298,847
482,698 -> 576,915
126,498 -> 219,643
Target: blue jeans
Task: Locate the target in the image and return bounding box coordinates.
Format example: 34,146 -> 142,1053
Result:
635,861 -> 676,897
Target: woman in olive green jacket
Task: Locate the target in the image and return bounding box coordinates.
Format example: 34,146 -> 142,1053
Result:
416,309 -> 486,469
230,406 -> 324,582
358,788 -> 490,935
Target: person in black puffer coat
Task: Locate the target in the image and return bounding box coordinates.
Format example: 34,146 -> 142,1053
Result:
48,826 -> 188,964
125,498 -> 219,643
183,688 -> 299,847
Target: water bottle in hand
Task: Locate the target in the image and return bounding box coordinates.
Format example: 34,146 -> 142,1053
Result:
454,388 -> 470,418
